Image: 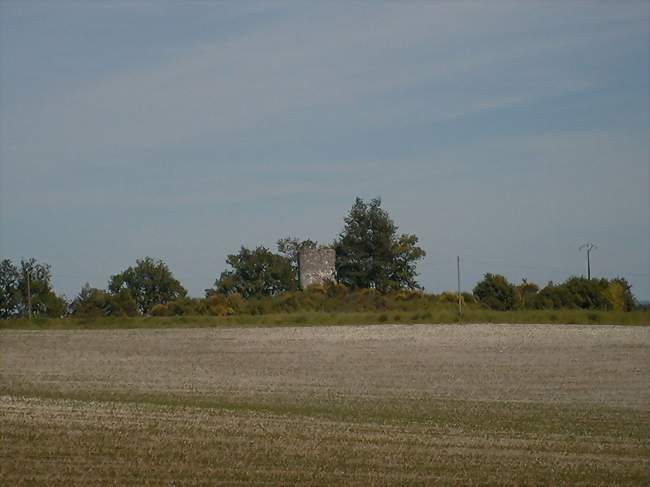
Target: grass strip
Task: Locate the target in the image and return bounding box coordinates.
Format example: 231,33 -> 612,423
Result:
1,309 -> 649,330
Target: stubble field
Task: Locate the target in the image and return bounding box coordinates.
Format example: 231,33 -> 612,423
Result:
1,324 -> 649,485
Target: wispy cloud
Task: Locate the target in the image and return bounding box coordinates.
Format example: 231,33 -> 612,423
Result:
0,1 -> 647,298
3,2 -> 641,169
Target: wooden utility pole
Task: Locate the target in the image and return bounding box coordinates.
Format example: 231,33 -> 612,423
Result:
26,268 -> 32,320
457,256 -> 462,319
579,243 -> 597,279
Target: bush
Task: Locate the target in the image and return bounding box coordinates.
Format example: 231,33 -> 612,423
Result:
438,291 -> 460,304
473,274 -> 516,310
164,298 -> 205,316
150,304 -> 169,316
529,277 -> 636,311
62,275 -> 638,319
44,292 -> 69,318
605,278 -> 636,311
515,281 -> 539,309
70,284 -> 137,318
461,292 -> 476,304
561,277 -> 610,309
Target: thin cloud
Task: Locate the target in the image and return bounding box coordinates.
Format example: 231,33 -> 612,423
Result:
3,2 -> 638,168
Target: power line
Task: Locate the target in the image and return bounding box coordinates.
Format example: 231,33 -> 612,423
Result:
417,254 -> 648,280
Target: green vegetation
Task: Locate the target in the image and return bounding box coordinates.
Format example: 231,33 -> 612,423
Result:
213,245 -> 298,298
1,262 -> 646,325
1,197 -> 645,324
473,273 -> 637,311
69,284 -> 138,317
108,257 -> 187,314
473,273 -> 516,311
334,197 -> 425,292
2,307 -> 648,330
0,258 -> 67,318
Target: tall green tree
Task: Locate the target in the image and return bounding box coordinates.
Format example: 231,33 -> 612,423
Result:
334,197 -> 425,292
214,246 -> 297,298
1,258 -> 67,318
108,257 -> 187,314
18,258 -> 54,316
0,259 -> 21,318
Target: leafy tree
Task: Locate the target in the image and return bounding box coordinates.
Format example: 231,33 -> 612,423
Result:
473,273 -> 516,310
107,289 -> 139,316
533,281 -> 576,309
1,258 -> 67,318
0,259 -> 20,318
389,233 -> 426,291
43,292 -> 68,318
334,197 -> 425,292
560,276 -> 610,310
213,246 -> 297,298
108,257 -> 187,314
17,258 -> 55,316
522,276 -> 637,311
549,276 -> 636,311
606,277 -> 636,311
70,284 -> 110,317
70,283 -> 136,317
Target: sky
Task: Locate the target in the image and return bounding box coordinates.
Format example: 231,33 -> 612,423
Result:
0,1 -> 648,300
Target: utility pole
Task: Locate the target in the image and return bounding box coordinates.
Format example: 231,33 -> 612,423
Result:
579,243 -> 597,280
26,267 -> 32,320
457,256 -> 462,319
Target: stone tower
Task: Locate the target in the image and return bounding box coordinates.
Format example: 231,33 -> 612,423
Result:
298,248 -> 336,289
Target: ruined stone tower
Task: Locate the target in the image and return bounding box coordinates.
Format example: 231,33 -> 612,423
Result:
298,248 -> 336,289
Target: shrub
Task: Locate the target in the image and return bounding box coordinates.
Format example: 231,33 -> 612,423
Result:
473,274 -> 516,310
461,292 -> 476,304
515,280 -> 539,309
531,277 -> 635,311
604,278 -> 636,311
438,291 -> 460,304
165,298 -> 204,316
150,304 -> 169,316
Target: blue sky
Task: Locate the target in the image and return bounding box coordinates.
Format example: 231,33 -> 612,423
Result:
1,1 -> 648,299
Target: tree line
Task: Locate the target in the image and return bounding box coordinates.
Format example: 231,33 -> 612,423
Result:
472,273 -> 636,312
0,197 -> 640,319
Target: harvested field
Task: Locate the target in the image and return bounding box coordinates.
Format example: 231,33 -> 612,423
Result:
1,324 -> 649,485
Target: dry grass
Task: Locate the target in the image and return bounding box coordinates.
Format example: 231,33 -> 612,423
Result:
1,324 -> 649,485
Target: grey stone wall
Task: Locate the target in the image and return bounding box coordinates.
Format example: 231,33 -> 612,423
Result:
298,248 -> 336,289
